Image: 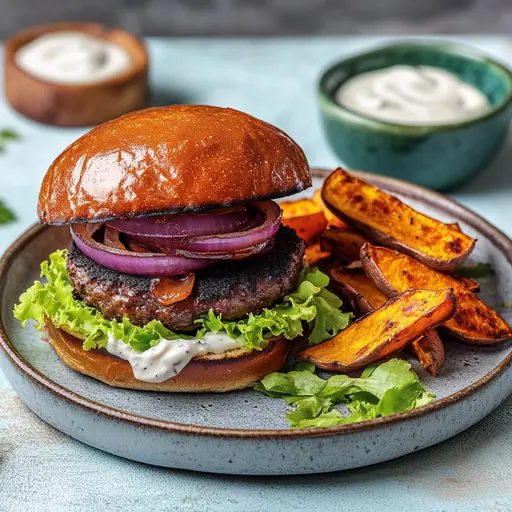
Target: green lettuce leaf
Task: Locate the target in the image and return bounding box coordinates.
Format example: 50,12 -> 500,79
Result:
14,250 -> 190,352
198,267 -> 352,350
14,250 -> 352,353
255,358 -> 435,428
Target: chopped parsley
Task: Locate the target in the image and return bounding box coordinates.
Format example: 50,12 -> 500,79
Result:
0,199 -> 15,224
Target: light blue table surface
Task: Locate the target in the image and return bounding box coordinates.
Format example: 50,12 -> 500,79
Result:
1,36 -> 511,512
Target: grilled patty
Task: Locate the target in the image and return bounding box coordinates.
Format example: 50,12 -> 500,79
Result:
67,226 -> 306,332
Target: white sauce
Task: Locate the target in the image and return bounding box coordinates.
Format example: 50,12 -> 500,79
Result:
106,332 -> 244,383
15,31 -> 132,84
335,65 -> 489,125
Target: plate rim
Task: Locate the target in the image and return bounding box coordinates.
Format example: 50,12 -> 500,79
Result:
1,169 -> 511,439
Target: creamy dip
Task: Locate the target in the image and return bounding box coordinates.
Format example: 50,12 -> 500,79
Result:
106,332 -> 244,383
335,65 -> 489,125
15,31 -> 132,84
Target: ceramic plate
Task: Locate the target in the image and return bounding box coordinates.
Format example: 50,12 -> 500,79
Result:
1,170 -> 511,475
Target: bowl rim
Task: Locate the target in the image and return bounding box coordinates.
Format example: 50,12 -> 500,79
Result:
318,40 -> 512,135
1,169 -> 511,439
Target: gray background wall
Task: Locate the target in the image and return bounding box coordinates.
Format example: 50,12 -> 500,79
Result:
0,0 -> 510,39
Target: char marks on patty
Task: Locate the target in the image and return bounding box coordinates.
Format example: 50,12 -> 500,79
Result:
66,226 -> 306,332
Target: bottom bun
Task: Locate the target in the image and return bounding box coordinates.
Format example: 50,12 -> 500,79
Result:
45,319 -> 301,393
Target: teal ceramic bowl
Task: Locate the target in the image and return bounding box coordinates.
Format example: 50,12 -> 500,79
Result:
318,42 -> 512,190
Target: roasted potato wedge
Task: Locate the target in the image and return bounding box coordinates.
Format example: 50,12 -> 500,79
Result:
411,332 -> 446,377
280,199 -> 328,244
450,274 -> 480,293
322,227 -> 478,291
281,212 -> 328,245
331,267 -> 446,375
305,243 -> 332,266
320,228 -> 370,265
322,169 -> 476,271
361,244 -> 512,344
280,198 -> 322,219
330,267 -> 388,314
298,288 -> 456,373
313,189 -> 346,228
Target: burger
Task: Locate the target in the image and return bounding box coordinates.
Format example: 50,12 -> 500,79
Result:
14,105 -> 351,392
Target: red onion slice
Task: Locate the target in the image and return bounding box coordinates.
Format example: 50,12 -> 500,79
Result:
71,225 -> 212,276
107,206 -> 256,238
129,201 -> 282,257
103,226 -> 126,250
150,274 -> 195,305
146,236 -> 277,260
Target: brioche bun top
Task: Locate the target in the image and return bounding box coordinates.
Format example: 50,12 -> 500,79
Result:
38,105 -> 311,225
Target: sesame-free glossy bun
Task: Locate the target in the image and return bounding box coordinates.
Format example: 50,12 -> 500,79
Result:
38,105 -> 311,225
45,319 -> 302,392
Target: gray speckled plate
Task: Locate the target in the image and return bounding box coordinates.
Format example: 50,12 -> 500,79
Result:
1,170 -> 511,475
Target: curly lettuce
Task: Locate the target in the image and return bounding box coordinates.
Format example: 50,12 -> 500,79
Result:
198,266 -> 352,350
14,250 -> 352,353
255,359 -> 435,428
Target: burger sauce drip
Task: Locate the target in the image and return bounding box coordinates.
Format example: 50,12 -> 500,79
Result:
151,274 -> 195,305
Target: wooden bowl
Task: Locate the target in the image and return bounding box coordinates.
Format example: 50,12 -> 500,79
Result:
4,22 -> 149,126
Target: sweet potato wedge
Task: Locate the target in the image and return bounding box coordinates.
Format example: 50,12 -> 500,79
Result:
320,225 -> 477,290
280,199 -> 328,244
330,267 -> 388,314
313,189 -> 346,228
410,332 -> 446,377
298,288 -> 456,373
321,228 -> 477,291
330,268 -> 446,375
305,243 -> 332,266
450,274 -> 480,293
320,228 -> 370,265
280,198 -> 321,219
281,212 -> 328,245
322,169 -> 476,271
361,244 -> 512,344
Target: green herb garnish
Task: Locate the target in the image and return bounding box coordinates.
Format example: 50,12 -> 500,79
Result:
0,128 -> 20,152
456,263 -> 495,278
0,128 -> 20,224
0,129 -> 20,140
0,199 -> 15,224
255,359 -> 434,428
